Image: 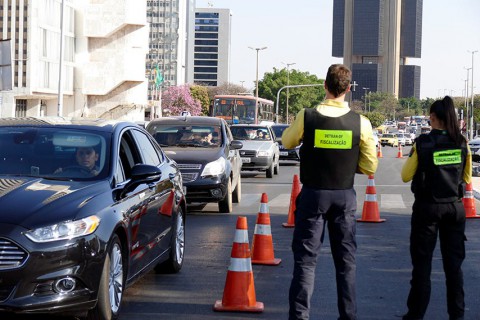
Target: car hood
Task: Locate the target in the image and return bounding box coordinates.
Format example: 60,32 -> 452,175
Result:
163,147 -> 224,164
0,176 -> 111,228
239,140 -> 274,151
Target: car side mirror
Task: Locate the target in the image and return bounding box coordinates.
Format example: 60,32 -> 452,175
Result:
119,164 -> 161,198
230,140 -> 243,150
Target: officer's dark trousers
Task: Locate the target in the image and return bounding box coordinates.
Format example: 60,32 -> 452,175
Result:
289,187 -> 357,320
405,200 -> 466,320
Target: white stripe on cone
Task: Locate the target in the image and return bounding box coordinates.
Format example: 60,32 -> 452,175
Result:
254,224 -> 272,235
233,229 -> 249,244
365,194 -> 377,202
367,179 -> 375,186
259,203 -> 269,213
228,257 -> 253,272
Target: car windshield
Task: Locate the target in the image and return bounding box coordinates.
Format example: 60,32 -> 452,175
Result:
149,125 -> 222,148
0,127 -> 110,180
231,126 -> 272,141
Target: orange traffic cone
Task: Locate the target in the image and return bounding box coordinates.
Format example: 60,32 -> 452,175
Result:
357,175 -> 385,223
396,143 -> 403,158
463,182 -> 480,219
251,193 -> 281,266
377,143 -> 383,158
214,216 -> 264,313
283,174 -> 301,228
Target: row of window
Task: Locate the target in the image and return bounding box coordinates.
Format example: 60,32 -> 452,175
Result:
147,1 -> 178,7
195,25 -> 219,32
194,67 -> 217,73
195,40 -> 218,46
195,19 -> 218,25
194,73 -> 217,80
195,13 -> 219,19
194,53 -> 218,59
195,32 -> 218,39
195,47 -> 218,53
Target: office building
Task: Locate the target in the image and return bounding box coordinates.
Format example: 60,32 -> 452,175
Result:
0,0 -> 149,120
192,7 -> 231,86
332,0 -> 422,100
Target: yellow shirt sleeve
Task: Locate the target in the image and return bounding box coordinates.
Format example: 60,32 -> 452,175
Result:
401,143 -> 418,182
282,109 -> 304,149
464,144 -> 472,184
357,115 -> 378,175
401,142 -> 472,184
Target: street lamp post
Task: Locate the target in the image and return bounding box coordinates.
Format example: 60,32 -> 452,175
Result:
465,67 -> 472,137
240,80 -> 245,88
362,87 -> 369,112
282,62 -> 296,124
249,47 -> 267,102
469,50 -> 478,139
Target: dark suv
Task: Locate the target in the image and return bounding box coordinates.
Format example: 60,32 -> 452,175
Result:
271,124 -> 300,161
146,116 -> 243,213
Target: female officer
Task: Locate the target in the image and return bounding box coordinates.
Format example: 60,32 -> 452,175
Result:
401,96 -> 472,320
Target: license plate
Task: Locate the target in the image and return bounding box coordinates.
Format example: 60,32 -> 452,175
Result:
241,157 -> 251,163
280,151 -> 288,156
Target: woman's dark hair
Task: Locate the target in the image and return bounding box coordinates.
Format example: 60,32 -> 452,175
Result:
429,96 -> 464,146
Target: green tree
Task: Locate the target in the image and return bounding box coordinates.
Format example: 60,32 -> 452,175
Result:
205,83 -> 247,101
363,111 -> 386,128
367,92 -> 399,120
190,85 -> 210,116
257,67 -> 325,123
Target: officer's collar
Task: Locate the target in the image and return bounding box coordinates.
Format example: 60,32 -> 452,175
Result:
430,129 -> 448,135
323,99 -> 349,108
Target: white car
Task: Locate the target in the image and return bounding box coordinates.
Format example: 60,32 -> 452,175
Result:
372,131 -> 379,146
469,138 -> 480,161
396,133 -> 407,146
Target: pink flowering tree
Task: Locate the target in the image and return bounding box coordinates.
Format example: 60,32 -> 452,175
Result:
162,85 -> 202,116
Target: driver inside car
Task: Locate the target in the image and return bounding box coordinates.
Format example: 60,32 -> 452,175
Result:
54,146 -> 100,176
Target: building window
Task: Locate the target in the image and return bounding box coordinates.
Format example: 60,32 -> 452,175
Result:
15,99 -> 27,117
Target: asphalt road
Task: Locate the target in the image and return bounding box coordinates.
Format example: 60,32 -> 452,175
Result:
4,146 -> 480,319
118,145 -> 480,320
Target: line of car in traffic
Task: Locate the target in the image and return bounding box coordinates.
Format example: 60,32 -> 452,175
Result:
0,115 -> 299,319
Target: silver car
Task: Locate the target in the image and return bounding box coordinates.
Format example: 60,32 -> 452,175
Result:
230,125 -> 280,178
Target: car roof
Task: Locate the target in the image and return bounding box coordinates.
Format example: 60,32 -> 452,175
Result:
0,116 -> 131,132
147,116 -> 223,126
272,124 -> 289,127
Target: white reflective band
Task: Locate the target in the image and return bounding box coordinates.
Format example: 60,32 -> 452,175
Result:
367,179 -> 375,186
465,191 -> 473,196
233,229 -> 249,244
259,203 -> 269,213
228,257 -> 252,272
254,224 -> 271,235
365,194 -> 377,202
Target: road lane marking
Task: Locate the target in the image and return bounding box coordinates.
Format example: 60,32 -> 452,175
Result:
380,194 -> 406,209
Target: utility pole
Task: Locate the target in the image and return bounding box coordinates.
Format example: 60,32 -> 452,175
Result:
362,87 -> 369,112
282,62 -> 296,124
469,50 -> 478,139
465,67 -> 471,137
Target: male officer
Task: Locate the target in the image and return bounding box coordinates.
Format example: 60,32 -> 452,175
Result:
282,64 -> 378,320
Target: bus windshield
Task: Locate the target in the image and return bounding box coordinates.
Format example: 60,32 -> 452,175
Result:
212,95 -> 274,124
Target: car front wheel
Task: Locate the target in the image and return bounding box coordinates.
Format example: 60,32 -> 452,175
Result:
232,175 -> 241,203
218,178 -> 233,213
274,158 -> 280,175
266,162 -> 274,178
87,234 -> 124,320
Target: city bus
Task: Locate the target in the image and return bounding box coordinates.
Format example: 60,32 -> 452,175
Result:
211,95 -> 275,125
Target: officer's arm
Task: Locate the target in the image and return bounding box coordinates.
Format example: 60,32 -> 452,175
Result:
401,143 -> 418,182
464,144 -> 472,184
357,116 -> 378,175
282,109 -> 305,149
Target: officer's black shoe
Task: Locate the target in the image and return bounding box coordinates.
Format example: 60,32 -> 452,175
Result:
401,313 -> 422,320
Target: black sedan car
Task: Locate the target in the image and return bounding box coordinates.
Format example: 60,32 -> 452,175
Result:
271,124 -> 300,161
0,117 -> 185,319
146,116 -> 243,213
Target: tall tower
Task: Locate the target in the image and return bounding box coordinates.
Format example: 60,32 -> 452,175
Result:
192,7 -> 231,86
332,0 -> 422,100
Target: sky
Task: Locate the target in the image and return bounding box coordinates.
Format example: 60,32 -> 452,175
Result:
195,0 -> 480,100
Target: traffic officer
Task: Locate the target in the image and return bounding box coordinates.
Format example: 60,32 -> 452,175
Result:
401,96 -> 472,320
282,64 -> 378,320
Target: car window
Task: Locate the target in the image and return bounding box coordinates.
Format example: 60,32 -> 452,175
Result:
231,126 -> 271,141
272,125 -> 287,138
118,131 -> 142,181
131,130 -> 161,166
148,124 -> 222,148
0,127 -> 109,180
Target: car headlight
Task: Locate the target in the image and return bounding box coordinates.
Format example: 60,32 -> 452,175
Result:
25,215 -> 101,243
257,150 -> 272,157
201,157 -> 226,177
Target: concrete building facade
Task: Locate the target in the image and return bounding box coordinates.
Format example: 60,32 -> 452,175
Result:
192,7 -> 231,86
0,0 -> 149,120
332,0 -> 422,100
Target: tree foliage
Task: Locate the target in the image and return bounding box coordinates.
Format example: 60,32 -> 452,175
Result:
162,85 -> 201,116
190,85 -> 210,115
363,111 -> 386,128
205,83 -> 248,101
257,68 -> 325,123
